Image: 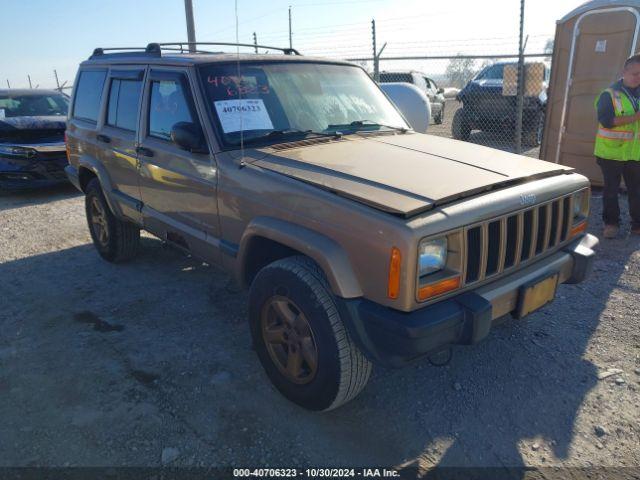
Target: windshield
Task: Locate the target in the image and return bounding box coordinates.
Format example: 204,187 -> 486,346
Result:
476,64 -> 506,80
0,93 -> 68,118
199,62 -> 408,147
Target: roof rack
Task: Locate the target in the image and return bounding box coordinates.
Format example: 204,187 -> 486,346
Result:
155,42 -> 301,55
89,42 -> 300,59
90,44 -> 162,59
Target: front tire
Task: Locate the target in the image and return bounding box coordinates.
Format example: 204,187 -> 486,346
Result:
249,256 -> 372,411
85,178 -> 140,263
522,109 -> 545,147
452,107 -> 471,141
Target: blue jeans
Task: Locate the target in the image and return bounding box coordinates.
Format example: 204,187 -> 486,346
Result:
597,157 -> 640,229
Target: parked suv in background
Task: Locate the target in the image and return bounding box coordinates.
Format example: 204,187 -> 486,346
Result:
0,89 -> 69,189
452,61 -> 549,146
65,43 -> 597,411
379,70 -> 446,124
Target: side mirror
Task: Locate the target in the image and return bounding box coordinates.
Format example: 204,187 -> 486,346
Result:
170,122 -> 208,154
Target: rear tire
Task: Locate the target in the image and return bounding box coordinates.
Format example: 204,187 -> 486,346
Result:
434,104 -> 444,125
249,256 -> 372,411
522,110 -> 545,147
452,107 -> 471,141
85,178 -> 140,263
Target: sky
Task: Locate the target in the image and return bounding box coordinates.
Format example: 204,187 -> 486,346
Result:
0,0 -> 586,89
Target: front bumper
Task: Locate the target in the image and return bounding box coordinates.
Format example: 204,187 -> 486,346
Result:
0,154 -> 68,190
338,233 -> 598,368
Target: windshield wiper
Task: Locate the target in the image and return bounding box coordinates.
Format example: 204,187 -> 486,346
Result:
241,128 -> 341,145
326,120 -> 409,134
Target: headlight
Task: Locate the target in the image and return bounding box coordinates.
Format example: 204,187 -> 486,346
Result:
0,145 -> 36,158
418,237 -> 447,276
572,189 -> 588,223
573,191 -> 583,217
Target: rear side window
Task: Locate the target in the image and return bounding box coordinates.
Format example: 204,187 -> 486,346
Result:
148,79 -> 195,140
107,79 -> 142,131
413,75 -> 427,91
73,70 -> 107,122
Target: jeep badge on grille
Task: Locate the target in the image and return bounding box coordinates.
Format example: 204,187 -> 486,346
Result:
520,194 -> 537,206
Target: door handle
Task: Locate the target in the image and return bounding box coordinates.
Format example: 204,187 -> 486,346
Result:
136,146 -> 154,157
96,134 -> 111,143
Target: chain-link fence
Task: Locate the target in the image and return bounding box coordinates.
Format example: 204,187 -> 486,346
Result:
350,54 -> 550,158
256,13 -> 555,159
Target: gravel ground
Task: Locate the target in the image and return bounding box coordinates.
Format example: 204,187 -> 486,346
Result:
0,182 -> 639,474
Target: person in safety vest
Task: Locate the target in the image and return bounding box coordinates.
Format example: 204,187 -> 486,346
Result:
595,54 -> 640,239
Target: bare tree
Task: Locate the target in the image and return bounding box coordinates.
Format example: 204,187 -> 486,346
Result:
445,56 -> 477,89
544,38 -> 554,54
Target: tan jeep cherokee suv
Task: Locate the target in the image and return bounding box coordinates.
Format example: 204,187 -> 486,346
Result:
65,43 -> 598,411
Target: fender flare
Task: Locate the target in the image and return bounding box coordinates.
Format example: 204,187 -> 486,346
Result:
237,217 -> 363,299
77,155 -> 123,217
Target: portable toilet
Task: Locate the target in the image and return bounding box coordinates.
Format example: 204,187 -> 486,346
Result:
541,0 -> 640,185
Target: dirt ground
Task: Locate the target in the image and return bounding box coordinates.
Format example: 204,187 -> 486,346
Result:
1,182 -> 639,475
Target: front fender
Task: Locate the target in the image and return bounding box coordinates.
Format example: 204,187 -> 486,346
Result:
237,217 -> 363,299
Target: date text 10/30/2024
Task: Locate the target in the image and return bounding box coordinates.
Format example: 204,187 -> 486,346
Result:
233,468 -> 401,478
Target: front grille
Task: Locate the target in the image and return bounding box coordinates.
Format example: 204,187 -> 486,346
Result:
463,195 -> 574,286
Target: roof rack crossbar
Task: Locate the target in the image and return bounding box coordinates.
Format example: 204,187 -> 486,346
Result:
90,44 -> 161,59
153,42 -> 301,55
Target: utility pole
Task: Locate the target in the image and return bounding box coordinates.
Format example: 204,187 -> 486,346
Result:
288,6 -> 293,50
514,0 -> 526,154
54,69 -> 60,90
184,0 -> 196,53
372,19 -> 378,81
28,75 -> 33,89
253,32 -> 258,53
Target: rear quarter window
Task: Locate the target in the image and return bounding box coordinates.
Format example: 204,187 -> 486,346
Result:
73,70 -> 107,123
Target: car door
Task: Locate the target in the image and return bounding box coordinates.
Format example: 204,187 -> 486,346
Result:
423,77 -> 441,116
137,67 -> 221,265
97,67 -> 145,221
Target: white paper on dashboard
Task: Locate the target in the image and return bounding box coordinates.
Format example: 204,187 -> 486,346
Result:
214,99 -> 274,133
0,109 -> 5,119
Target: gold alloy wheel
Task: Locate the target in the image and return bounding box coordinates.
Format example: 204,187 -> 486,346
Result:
90,196 -> 109,247
261,296 -> 318,385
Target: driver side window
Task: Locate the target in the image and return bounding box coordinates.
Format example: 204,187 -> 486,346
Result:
148,79 -> 195,141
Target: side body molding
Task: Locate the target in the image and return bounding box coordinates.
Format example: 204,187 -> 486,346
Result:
237,217 -> 364,299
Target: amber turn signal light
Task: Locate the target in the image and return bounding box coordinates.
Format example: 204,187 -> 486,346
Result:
387,247 -> 402,299
418,276 -> 461,301
570,220 -> 587,238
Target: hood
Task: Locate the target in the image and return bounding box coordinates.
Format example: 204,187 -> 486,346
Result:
0,116 -> 66,145
252,133 -> 572,217
459,79 -> 503,100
